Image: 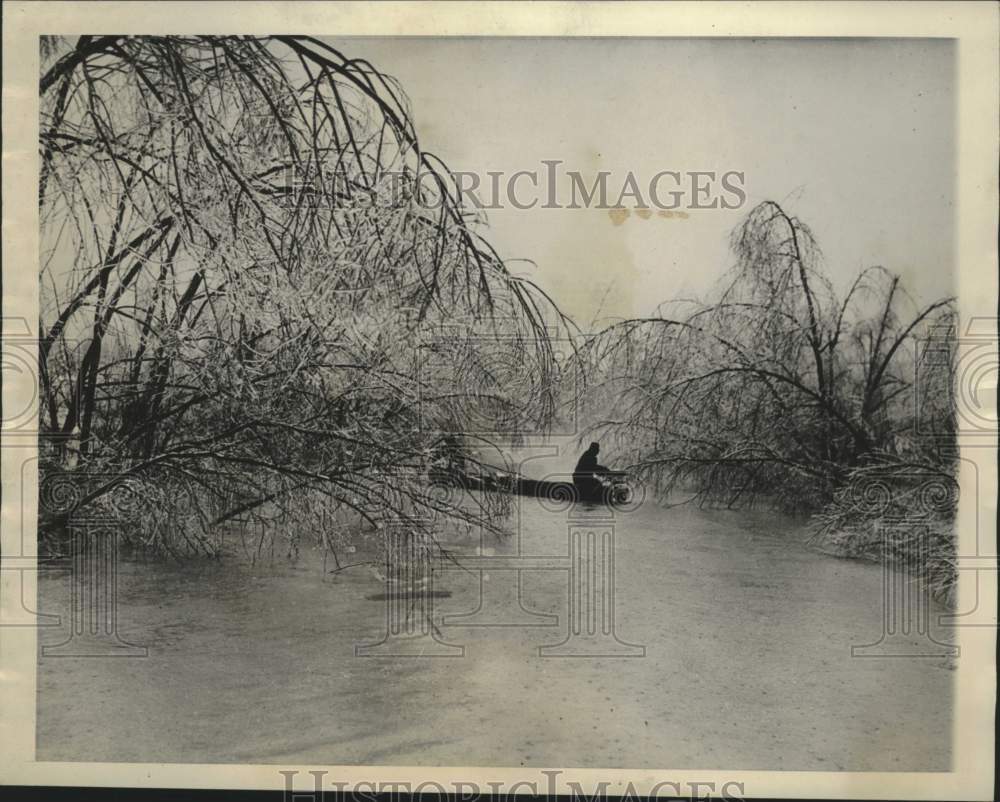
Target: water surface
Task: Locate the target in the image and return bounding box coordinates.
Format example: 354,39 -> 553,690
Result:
37,498 -> 954,769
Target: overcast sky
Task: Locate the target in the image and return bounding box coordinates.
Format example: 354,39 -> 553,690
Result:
329,37 -> 955,326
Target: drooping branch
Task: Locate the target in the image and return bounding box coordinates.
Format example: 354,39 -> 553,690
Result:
578,200 -> 956,512
39,35 -> 568,555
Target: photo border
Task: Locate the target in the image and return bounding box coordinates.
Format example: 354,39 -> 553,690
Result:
2,2 -> 996,799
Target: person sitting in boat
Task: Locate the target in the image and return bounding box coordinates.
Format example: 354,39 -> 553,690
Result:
573,441 -> 611,498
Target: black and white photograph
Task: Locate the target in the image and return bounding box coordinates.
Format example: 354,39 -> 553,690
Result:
1,2 -> 997,800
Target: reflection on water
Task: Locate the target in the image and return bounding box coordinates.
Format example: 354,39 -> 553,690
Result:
37,497 -> 954,769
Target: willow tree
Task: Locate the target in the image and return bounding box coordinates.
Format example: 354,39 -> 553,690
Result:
581,201 -> 956,512
39,36 -> 566,558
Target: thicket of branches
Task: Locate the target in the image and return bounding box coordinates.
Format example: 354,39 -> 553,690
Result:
39,36 -> 567,560
581,201 -> 957,600
37,37 -> 959,600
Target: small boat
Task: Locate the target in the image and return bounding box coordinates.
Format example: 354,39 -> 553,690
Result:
438,470 -> 633,506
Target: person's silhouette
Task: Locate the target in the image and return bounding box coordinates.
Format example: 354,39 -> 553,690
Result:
573,442 -> 610,498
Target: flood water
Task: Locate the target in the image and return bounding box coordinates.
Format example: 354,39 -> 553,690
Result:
37,496 -> 954,769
